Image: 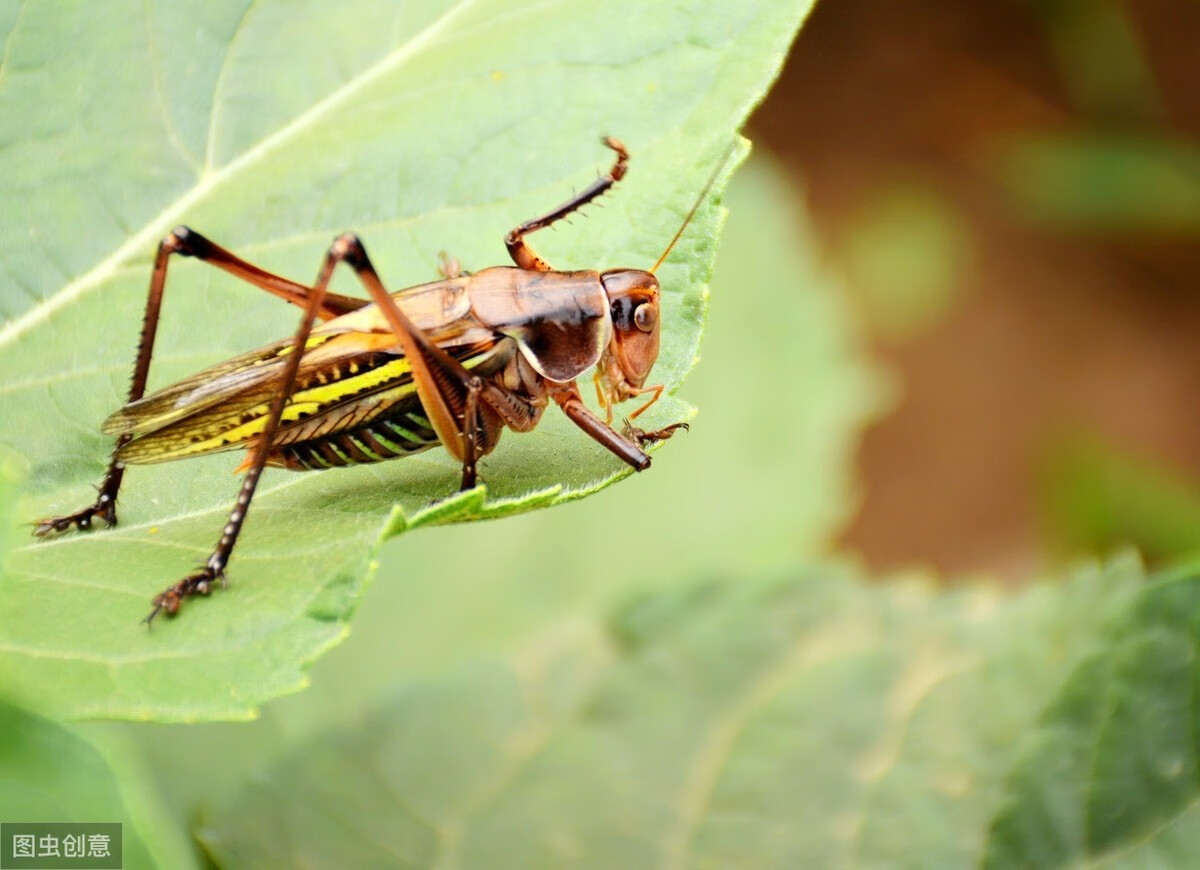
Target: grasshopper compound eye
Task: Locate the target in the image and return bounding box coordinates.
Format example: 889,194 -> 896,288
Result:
634,303 -> 656,333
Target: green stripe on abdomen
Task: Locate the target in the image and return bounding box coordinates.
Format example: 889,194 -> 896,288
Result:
281,410 -> 441,470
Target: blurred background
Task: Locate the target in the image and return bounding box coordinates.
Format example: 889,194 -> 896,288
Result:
752,0 -> 1200,577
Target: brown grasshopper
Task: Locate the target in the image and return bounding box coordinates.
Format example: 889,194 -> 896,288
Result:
35,138 -> 719,620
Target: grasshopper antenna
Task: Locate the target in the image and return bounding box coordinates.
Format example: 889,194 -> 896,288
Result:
651,139 -> 741,274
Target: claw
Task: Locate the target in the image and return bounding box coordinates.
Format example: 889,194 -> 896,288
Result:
144,565 -> 224,625
31,516 -> 72,537
622,419 -> 689,446
32,501 -> 116,538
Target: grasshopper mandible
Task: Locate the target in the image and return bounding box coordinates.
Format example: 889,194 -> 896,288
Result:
35,138 -> 719,621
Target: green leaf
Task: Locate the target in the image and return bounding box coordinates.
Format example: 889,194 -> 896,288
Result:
120,148 -> 890,822
835,181 -> 971,340
985,568 -> 1200,867
1039,432 -> 1200,562
1019,0 -> 1164,122
0,0 -> 814,720
0,701 -> 194,868
197,556 -> 1145,868
0,453 -> 21,582
986,132 -> 1200,233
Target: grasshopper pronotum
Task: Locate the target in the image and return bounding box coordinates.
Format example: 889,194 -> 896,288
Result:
35,138 -> 724,620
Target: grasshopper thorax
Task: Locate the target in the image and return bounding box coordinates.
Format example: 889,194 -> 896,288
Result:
599,268 -> 660,397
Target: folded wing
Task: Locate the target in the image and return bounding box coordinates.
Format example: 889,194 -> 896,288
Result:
104,329 -> 480,465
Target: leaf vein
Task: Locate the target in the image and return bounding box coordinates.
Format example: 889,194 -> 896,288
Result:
0,0 -> 480,350
200,0 -> 255,174
141,0 -> 204,173
0,0 -> 27,87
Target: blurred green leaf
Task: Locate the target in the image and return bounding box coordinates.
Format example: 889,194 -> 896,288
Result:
987,132 -> 1200,233
1039,433 -> 1200,562
1023,0 -> 1163,123
199,556 -> 1146,868
985,570 -> 1200,866
0,702 -> 194,868
837,181 -> 971,340
0,0 -> 814,721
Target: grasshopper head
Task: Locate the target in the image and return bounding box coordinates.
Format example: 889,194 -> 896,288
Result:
599,269 -> 660,397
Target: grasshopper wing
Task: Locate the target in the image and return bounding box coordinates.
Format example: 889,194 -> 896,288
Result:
104,276 -> 505,465
108,334 -> 506,465
102,336 -> 326,439
106,330 -> 406,462
103,276 -> 476,441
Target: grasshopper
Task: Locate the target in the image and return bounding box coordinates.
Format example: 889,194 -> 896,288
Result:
35,138 -> 719,621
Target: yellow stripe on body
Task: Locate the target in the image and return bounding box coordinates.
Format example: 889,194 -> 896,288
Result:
289,358 -> 413,408
168,359 -> 416,457
273,334 -> 334,357
120,337 -> 506,462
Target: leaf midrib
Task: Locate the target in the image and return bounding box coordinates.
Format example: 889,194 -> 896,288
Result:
0,0 -> 479,349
